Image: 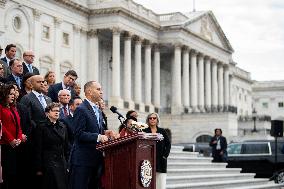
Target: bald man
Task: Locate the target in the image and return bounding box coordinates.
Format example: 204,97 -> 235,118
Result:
22,50 -> 40,75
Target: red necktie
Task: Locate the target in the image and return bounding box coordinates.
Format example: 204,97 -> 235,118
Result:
63,106 -> 68,116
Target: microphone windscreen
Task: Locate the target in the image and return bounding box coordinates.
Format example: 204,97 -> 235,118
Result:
110,106 -> 117,113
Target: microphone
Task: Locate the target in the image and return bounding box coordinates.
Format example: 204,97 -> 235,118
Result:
110,106 -> 125,119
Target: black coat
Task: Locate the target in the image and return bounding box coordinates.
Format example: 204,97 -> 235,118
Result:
209,135 -> 227,161
143,127 -> 171,173
34,119 -> 69,189
22,62 -> 40,75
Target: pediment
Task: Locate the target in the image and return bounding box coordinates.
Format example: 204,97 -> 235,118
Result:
183,11 -> 233,52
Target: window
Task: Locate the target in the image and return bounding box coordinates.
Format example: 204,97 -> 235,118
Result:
13,16 -> 22,31
39,56 -> 53,75
60,61 -> 72,78
196,135 -> 211,143
239,94 -> 242,100
63,32 -> 69,46
227,143 -> 242,155
241,143 -> 269,154
262,102 -> 268,108
42,25 -> 50,39
279,102 -> 284,108
244,95 -> 247,102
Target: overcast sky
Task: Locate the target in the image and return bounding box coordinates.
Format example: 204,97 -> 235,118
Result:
134,0 -> 284,81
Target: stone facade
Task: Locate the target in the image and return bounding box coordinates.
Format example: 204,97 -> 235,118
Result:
0,0 -> 263,143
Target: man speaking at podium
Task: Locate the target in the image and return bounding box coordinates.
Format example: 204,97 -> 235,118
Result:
69,81 -> 110,189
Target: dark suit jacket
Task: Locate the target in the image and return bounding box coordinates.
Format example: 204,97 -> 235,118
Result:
22,62 -> 40,75
60,115 -> 75,149
48,82 -> 76,102
143,127 -> 171,173
0,57 -> 10,77
20,92 -> 52,128
70,99 -> 104,167
209,135 -> 227,154
6,74 -> 22,88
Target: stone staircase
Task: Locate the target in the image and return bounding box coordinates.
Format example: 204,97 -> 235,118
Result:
166,146 -> 284,189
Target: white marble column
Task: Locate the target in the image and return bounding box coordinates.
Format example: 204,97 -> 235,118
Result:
87,29 -> 99,81
33,9 -> 42,68
134,37 -> 142,105
144,42 -> 152,109
224,65 -> 230,111
171,44 -> 182,114
182,47 -> 190,109
153,46 -> 160,108
205,56 -> 211,112
73,25 -> 81,78
54,17 -> 62,82
123,32 -> 132,105
218,62 -> 224,111
110,28 -> 123,107
190,50 -> 198,112
198,53 -> 205,112
211,59 -> 218,112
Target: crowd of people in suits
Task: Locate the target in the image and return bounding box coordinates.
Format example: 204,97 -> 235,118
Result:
0,43 -> 172,189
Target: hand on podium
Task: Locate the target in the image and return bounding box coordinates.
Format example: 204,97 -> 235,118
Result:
105,130 -> 120,140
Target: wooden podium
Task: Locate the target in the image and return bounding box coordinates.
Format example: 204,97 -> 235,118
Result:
96,133 -> 157,189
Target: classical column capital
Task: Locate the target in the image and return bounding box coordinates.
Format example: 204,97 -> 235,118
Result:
112,27 -> 121,35
144,39 -> 152,47
153,43 -> 161,51
211,58 -> 217,64
182,46 -> 190,52
123,31 -> 133,40
204,55 -> 211,60
217,61 -> 224,67
33,9 -> 42,21
54,17 -> 63,28
73,24 -> 81,33
197,52 -> 204,58
87,29 -> 98,38
0,0 -> 7,8
134,35 -> 143,44
174,43 -> 183,49
190,49 -> 198,56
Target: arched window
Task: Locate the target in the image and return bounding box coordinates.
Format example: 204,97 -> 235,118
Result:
60,61 -> 72,78
15,46 -> 22,59
196,135 -> 211,143
39,56 -> 53,76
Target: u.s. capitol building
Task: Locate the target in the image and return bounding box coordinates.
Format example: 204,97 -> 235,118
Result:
1,0 -> 279,143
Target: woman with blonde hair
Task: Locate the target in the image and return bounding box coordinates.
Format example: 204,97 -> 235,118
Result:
44,71 -> 56,86
143,112 -> 171,189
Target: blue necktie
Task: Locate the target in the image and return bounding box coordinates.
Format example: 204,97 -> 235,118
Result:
38,95 -> 46,109
28,65 -> 33,73
15,77 -> 21,89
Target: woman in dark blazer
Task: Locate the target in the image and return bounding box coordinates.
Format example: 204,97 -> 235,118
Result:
143,112 -> 171,189
0,84 -> 24,189
34,102 -> 69,189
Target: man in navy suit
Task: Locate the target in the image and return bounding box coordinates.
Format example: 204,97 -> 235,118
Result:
6,58 -> 23,89
22,50 -> 40,75
69,81 -> 112,189
209,128 -> 228,162
0,44 -> 16,77
48,70 -> 78,102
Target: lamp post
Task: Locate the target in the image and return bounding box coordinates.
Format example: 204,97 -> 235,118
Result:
252,108 -> 257,132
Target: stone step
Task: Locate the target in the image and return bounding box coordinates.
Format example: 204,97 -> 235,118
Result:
167,173 -> 256,184
167,167 -> 242,176
168,156 -> 212,163
169,151 -> 200,157
166,178 -> 271,189
167,162 -> 227,169
229,182 -> 284,189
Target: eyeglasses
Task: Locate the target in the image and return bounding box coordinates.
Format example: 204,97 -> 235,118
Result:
148,117 -> 157,120
36,81 -> 45,83
24,55 -> 35,57
51,109 -> 60,112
